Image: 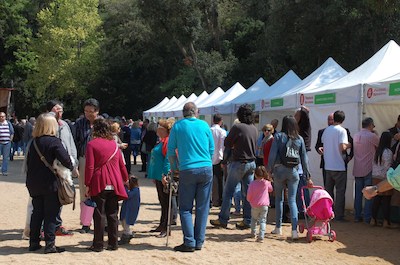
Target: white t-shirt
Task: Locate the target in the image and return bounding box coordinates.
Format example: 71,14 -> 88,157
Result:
211,124 -> 226,165
322,125 -> 348,171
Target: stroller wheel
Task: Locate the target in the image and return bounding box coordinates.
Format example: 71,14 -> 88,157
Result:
298,223 -> 305,233
329,230 -> 336,242
306,231 -> 313,243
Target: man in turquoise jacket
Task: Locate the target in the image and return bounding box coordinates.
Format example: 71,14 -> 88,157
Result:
167,102 -> 214,252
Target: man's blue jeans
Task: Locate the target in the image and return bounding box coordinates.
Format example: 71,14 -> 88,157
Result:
178,166 -> 213,248
274,165 -> 300,231
218,161 -> 256,225
0,142 -> 11,173
354,172 -> 373,222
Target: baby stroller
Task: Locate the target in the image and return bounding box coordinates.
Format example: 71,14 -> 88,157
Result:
298,186 -> 336,243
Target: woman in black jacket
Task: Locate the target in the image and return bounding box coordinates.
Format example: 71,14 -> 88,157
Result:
26,113 -> 73,254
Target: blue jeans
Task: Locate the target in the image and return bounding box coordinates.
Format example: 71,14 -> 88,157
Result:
178,166 -> 212,248
296,174 -> 310,214
0,142 -> 11,173
251,206 -> 269,239
218,161 -> 256,225
233,183 -> 242,213
274,165 -> 300,231
354,172 -> 373,222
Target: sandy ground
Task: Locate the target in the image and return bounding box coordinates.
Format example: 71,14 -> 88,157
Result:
0,157 -> 399,265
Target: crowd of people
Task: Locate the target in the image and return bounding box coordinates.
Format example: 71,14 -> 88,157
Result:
1,98 -> 400,254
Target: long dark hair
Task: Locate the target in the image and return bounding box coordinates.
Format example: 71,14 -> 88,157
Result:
374,131 -> 392,165
281,115 -> 299,139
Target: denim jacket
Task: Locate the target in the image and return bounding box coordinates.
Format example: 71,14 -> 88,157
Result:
266,132 -> 310,178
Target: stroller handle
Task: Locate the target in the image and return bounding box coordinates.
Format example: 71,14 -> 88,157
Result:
300,186 -> 324,213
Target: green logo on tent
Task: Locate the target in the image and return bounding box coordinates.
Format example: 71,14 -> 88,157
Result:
271,98 -> 283,107
199,115 -> 205,120
389,82 -> 400,96
314,93 -> 336,104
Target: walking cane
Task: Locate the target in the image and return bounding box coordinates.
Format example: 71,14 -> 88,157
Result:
166,171 -> 174,247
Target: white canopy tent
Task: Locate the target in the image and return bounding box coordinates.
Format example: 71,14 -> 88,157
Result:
214,77 -> 270,115
143,97 -> 171,118
292,40 -> 400,208
364,72 -> 400,135
154,95 -> 186,118
163,93 -> 197,118
171,91 -> 209,117
196,87 -> 225,109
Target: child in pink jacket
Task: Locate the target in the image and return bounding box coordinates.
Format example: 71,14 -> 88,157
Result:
247,165 -> 273,242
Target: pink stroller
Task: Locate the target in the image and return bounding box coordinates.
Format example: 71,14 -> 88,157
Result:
298,186 -> 336,243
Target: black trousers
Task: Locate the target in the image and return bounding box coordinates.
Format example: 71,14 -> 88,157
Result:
122,146 -> 132,174
92,190 -> 119,249
30,192 -> 61,247
155,180 -> 177,230
372,195 -> 392,222
141,153 -> 147,171
212,163 -> 223,207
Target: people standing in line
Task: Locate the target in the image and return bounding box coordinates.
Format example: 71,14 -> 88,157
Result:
10,118 -> 24,160
352,117 -> 379,223
148,118 -> 177,238
167,102 -> 214,252
247,165 -> 273,243
139,119 -> 149,172
119,177 -> 140,245
85,118 -> 129,252
130,121 -> 142,166
26,113 -> 73,254
321,110 -> 351,222
0,112 -> 14,176
267,115 -> 312,239
371,132 -> 393,227
211,114 -> 227,207
120,119 -> 132,174
210,104 -> 258,230
46,100 -> 78,236
72,98 -> 100,233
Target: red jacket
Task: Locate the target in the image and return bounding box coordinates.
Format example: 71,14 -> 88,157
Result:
85,138 -> 128,200
263,137 -> 274,167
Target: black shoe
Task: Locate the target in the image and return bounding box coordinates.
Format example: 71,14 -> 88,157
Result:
139,170 -> 145,172
195,246 -> 202,251
118,234 -> 132,245
44,246 -> 65,254
79,225 -> 90,233
171,221 -> 177,226
150,226 -> 163,232
106,245 -> 118,251
173,243 -> 194,252
88,245 -> 103,252
29,244 -> 42,251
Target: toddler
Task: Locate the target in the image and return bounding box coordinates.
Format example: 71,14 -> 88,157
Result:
246,166 -> 273,242
119,176 -> 141,244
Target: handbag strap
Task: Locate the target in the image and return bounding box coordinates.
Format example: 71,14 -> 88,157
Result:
33,139 -> 57,175
95,143 -> 119,171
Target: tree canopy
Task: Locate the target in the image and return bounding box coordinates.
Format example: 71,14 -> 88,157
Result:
1,0 -> 400,119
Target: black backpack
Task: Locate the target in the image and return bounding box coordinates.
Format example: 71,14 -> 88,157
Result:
280,136 -> 300,168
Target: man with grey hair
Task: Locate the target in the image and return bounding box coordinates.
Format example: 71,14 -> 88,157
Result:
352,117 -> 379,223
0,112 -> 13,176
167,102 -> 214,252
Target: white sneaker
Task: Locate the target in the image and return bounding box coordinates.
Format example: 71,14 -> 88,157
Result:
271,227 -> 282,235
292,230 -> 299,240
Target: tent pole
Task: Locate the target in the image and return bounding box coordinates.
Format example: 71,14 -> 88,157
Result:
360,83 -> 366,130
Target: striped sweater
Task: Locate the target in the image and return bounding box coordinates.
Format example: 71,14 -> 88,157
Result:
0,121 -> 13,144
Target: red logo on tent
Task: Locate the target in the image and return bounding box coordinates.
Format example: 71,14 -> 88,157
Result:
300,94 -> 305,105
367,88 -> 373,98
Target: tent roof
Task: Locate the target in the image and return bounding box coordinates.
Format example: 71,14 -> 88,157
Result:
229,77 -> 269,104
281,57 -> 348,96
143,97 -> 170,114
154,95 -> 185,116
193,91 -> 209,105
197,87 -> 225,107
267,70 -> 302,98
306,40 -> 400,94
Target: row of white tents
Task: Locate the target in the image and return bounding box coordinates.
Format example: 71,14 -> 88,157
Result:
143,40 -> 400,208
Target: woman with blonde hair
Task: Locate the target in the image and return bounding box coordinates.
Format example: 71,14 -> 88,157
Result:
148,118 -> 177,237
26,113 -> 73,254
